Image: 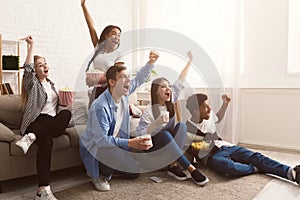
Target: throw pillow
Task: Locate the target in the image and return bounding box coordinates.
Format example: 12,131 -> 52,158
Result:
0,95 -> 23,129
0,122 -> 15,142
71,99 -> 88,125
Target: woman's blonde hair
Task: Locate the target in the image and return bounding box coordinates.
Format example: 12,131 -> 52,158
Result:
20,55 -> 45,111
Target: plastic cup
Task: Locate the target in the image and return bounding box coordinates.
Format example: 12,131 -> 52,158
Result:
140,134 -> 153,148
161,111 -> 169,122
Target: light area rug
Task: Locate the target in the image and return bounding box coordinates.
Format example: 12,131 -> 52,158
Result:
55,167 -> 272,200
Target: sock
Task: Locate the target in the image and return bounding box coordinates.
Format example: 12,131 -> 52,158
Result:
254,166 -> 260,173
28,132 -> 36,141
292,168 -> 296,180
287,167 -> 295,181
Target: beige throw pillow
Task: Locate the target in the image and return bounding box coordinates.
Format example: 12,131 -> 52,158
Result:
0,122 -> 15,142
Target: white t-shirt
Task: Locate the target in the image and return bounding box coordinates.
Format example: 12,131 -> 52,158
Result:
191,111 -> 234,148
40,81 -> 57,117
113,100 -> 125,138
93,50 -> 124,72
196,110 -> 218,134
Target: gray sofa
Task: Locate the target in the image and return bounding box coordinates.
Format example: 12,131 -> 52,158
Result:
0,92 -> 146,192
0,94 -> 86,192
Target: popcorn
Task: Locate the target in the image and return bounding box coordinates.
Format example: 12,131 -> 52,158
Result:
191,141 -> 210,150
86,69 -> 105,87
59,87 -> 73,92
86,69 -> 104,74
59,88 -> 75,106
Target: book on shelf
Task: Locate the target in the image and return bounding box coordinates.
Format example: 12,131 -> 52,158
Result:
1,83 -> 14,95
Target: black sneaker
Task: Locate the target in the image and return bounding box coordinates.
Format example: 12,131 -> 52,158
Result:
294,165 -> 300,185
191,169 -> 209,186
122,172 -> 140,180
113,170 -> 140,180
167,165 -> 188,181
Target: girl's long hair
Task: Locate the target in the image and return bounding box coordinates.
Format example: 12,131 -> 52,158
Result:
86,25 -> 122,72
20,55 -> 44,111
150,77 -> 175,120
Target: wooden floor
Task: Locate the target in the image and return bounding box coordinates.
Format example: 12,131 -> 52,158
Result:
0,147 -> 299,200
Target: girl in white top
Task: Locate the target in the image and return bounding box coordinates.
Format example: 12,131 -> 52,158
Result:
17,36 -> 71,200
136,51 -> 209,186
137,51 -> 193,136
81,0 -> 124,105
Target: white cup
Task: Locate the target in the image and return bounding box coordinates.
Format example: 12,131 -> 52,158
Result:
140,134 -> 153,149
161,111 -> 169,122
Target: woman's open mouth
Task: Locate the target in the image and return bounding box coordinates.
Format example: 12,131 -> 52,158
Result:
112,39 -> 119,45
165,92 -> 170,98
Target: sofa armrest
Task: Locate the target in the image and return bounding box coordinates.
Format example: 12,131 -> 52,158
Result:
0,122 -> 15,142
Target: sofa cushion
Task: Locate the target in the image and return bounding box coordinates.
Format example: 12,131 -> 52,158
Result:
0,95 -> 23,129
11,134 -> 71,156
65,125 -> 86,146
0,122 -> 15,142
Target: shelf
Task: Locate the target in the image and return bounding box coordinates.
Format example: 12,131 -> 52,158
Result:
0,34 -> 23,95
136,91 -> 150,105
2,70 -> 19,73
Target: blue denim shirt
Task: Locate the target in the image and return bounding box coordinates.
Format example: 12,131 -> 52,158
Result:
80,63 -> 154,157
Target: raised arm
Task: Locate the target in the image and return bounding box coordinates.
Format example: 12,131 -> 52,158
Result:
129,50 -> 159,94
147,50 -> 159,65
216,94 -> 231,123
81,0 -> 99,47
24,36 -> 34,65
171,51 -> 193,103
22,36 -> 36,92
178,50 -> 193,81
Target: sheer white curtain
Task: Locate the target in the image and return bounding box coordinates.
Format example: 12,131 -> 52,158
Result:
139,0 -> 241,143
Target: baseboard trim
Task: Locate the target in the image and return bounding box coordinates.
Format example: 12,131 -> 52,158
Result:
238,143 -> 300,154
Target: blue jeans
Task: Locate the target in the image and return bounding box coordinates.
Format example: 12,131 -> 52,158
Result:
79,140 -> 139,179
149,122 -> 191,169
207,145 -> 290,179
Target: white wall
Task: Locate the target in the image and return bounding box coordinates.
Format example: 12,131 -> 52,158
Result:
241,0 -> 300,88
237,0 -> 300,150
240,89 -> 300,150
0,0 -> 134,92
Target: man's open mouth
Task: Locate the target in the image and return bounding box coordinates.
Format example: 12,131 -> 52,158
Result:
124,84 -> 130,90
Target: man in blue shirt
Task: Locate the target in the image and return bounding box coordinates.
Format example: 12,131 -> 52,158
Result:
80,51 -> 159,191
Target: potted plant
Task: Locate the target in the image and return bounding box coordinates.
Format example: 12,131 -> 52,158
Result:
132,69 -> 158,91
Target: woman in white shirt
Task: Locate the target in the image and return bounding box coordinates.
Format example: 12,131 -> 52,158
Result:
16,36 -> 71,200
81,0 -> 123,106
136,51 -> 209,186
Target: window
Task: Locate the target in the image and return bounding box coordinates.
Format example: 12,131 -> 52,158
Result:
288,0 -> 300,74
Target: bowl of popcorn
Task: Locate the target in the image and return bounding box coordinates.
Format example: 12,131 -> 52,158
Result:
59,87 -> 75,107
86,69 -> 105,87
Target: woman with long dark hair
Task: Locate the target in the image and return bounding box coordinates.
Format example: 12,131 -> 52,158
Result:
136,51 -> 209,186
81,0 -> 124,106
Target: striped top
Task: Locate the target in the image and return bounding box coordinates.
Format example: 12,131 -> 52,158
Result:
20,63 -> 58,135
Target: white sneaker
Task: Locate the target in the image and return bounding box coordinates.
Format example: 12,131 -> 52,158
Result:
16,133 -> 36,154
92,177 -> 110,191
35,186 -> 57,200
